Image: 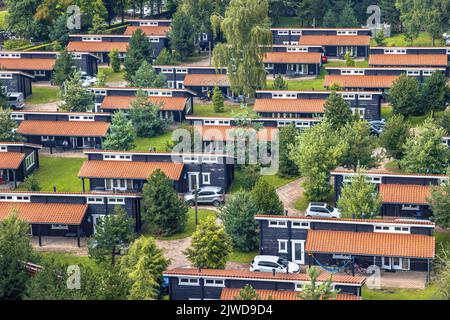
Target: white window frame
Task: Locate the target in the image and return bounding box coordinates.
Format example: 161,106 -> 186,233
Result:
374,225 -> 410,234
87,197 -> 104,204
204,279 -> 225,287
25,153 -> 35,170
277,30 -> 289,36
291,221 -> 310,229
401,204 -> 420,211
51,224 -> 69,230
178,278 -> 200,286
278,239 -> 288,253
0,146 -> 7,152
0,73 -> 12,79
11,113 -> 24,120
265,63 -> 274,70
202,173 -> 211,185
383,49 -> 407,54
34,70 -> 46,77
268,220 -> 287,228
108,197 -> 125,205
103,154 -> 132,161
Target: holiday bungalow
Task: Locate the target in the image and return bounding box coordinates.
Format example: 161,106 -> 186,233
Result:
0,51 -> 98,80
368,54 -> 449,76
331,169 -> 448,219
219,288 -> 361,300
263,51 -> 322,77
0,191 -> 143,245
78,150 -> 235,193
13,111 -> 110,151
164,268 -> 366,300
153,65 -> 231,98
0,142 -> 41,188
271,45 -> 324,53
369,46 -> 450,62
0,71 -> 34,99
255,215 -> 435,277
124,19 -> 171,37
254,90 -> 383,122
92,87 -> 195,122
324,74 -> 397,92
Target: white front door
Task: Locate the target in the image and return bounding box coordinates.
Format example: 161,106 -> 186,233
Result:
92,214 -> 106,234
291,240 -> 305,264
188,173 -> 200,191
82,137 -> 91,148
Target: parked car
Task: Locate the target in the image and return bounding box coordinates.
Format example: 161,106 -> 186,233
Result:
305,202 -> 341,218
7,92 -> 24,109
250,255 -> 300,274
369,119 -> 386,136
184,186 -> 225,207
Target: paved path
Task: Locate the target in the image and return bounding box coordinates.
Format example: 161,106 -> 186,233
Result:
24,101 -> 62,112
40,148 -> 87,158
276,178 -> 304,216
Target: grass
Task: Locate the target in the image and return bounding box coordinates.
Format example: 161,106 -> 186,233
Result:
362,284 -> 439,300
37,252 -> 99,270
19,157 -> 87,192
100,67 -> 126,83
266,68 -> 326,91
155,208 -> 217,240
133,130 -> 175,152
294,186 -> 336,212
229,170 -> 297,193
380,105 -> 445,126
193,103 -> 242,117
324,60 -> 369,68
370,32 -> 445,47
228,250 -> 258,264
25,87 -> 60,105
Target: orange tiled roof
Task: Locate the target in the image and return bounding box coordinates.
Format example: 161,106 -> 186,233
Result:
0,202 -> 88,225
220,288 -> 362,300
324,75 -> 398,88
369,54 -> 448,67
17,121 -> 110,137
101,95 -> 187,111
164,268 -> 366,284
305,230 -> 435,259
124,25 -> 170,36
263,52 -> 322,64
299,35 -> 370,46
195,125 -> 278,142
254,99 -> 325,113
78,160 -> 184,180
380,184 -> 431,205
0,58 -> 55,71
183,74 -> 230,87
0,152 -> 25,169
67,41 -> 129,53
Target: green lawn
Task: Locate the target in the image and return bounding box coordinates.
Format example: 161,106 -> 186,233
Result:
25,87 -> 60,105
155,208 -> 217,240
324,60 -> 369,68
266,68 -> 326,91
230,170 -> 297,193
37,252 -> 99,270
19,157 -> 86,192
294,186 -> 336,212
133,131 -> 175,152
362,284 -> 439,300
228,250 -> 258,264
370,32 -> 445,47
100,67 -> 126,83
193,103 -> 242,117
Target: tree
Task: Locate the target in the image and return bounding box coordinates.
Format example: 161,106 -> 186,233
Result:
169,10 -> 195,59
337,169 -> 382,219
239,165 -> 261,191
234,284 -> 261,300
219,190 -> 259,252
0,82 -> 8,109
251,178 -> 284,215
96,70 -> 106,86
232,104 -> 262,129
396,0 -> 421,44
428,170 -> 450,228
109,49 -> 121,73
339,120 -> 377,171
421,0 -> 449,46
379,114 -> 410,160
129,90 -> 167,137
124,29 -> 153,82
434,249 -> 450,299
0,211 -> 34,299
337,1 -> 358,27
142,170 -> 189,236
290,121 -> 347,201
51,49 -> 75,86
389,74 -> 422,117
0,108 -> 23,142
184,216 -> 232,269
421,71 -> 449,115
322,9 -> 337,27
271,74 -> 288,90
400,119 -> 450,174
154,48 -> 180,65
103,111 -> 136,151
436,109 -> 450,136
298,267 -> 337,300
120,236 -> 169,300
6,0 -> 41,39
59,71 -> 95,112
212,86 -> 225,113
323,92 -> 353,130
88,206 -> 136,266
130,61 -> 167,88
345,51 -> 355,66
379,0 -> 401,31
278,124 -> 300,177
213,0 -> 272,97
48,14 -> 70,45
22,175 -> 41,191
373,30 -> 386,47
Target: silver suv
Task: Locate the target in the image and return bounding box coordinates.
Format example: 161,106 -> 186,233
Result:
305,202 -> 341,218
8,92 -> 24,109
184,186 -> 225,207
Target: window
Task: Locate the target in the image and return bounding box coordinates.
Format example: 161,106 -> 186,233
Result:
82,36 -> 102,41
0,146 -> 7,152
179,278 -> 199,286
337,30 -> 357,35
69,115 -> 94,121
87,197 -> 104,204
105,179 -> 133,191
93,90 -> 107,96
176,68 -> 188,74
291,30 -> 302,35
103,154 -> 132,161
277,30 -> 289,35
358,94 -> 372,100
294,283 -> 305,291
51,224 -> 69,230
287,47 -> 307,52
272,93 -> 296,99
10,113 -> 24,120
108,197 -> 125,205
422,70 -> 434,76
182,156 -> 199,163
25,153 -> 35,170
268,220 -> 287,228
406,70 -> 420,76
161,68 -> 173,73
146,90 -> 172,97
149,38 -> 160,43
374,224 -> 410,234
402,204 -> 420,211
204,279 -> 224,287
292,221 -> 310,229
342,94 -> 356,100
0,73 -> 12,79
41,136 -> 54,142
351,108 -> 365,119
140,21 -> 158,26
203,119 -> 230,126
278,240 -> 288,253
265,63 -> 274,70
201,156 -> 218,164
72,53 -> 82,60
202,173 -> 211,185
34,70 -> 46,77
384,49 -> 407,54
341,69 -> 364,75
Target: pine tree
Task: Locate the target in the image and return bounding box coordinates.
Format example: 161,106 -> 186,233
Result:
337,169 -> 382,219
103,111 -> 136,151
421,71 -> 449,115
48,14 -> 70,45
0,108 -> 23,142
234,285 -> 261,300
279,124 -> 300,177
337,2 -> 358,27
184,216 -> 232,269
129,90 -> 167,137
322,9 -> 337,27
345,51 -> 355,66
169,10 -> 195,59
389,74 -> 423,117
298,267 -> 338,300
374,30 -> 386,47
271,74 -> 288,90
109,49 -> 121,73
142,170 -> 189,236
130,61 -> 167,88
51,49 -> 75,86
212,86 -> 225,113
251,178 -> 284,215
324,92 -> 353,130
59,71 -> 95,112
219,190 -> 259,252
124,29 -> 153,82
